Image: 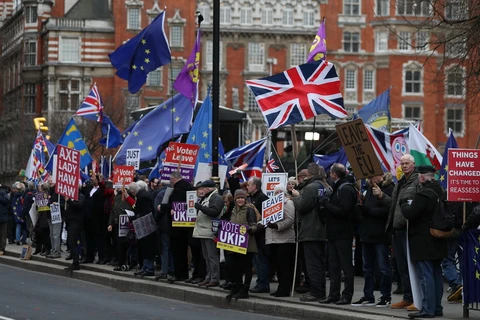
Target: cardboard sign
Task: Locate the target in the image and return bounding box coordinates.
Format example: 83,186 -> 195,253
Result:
216,220 -> 249,255
132,212 -> 156,239
50,203 -> 62,224
119,214 -> 130,237
336,119 -> 383,179
262,192 -> 284,225
186,191 -> 198,220
172,201 -> 195,227
126,148 -> 141,170
55,145 -> 80,201
447,149 -> 480,202
160,142 -> 200,183
261,173 -> 288,198
35,192 -> 50,212
112,165 -> 135,188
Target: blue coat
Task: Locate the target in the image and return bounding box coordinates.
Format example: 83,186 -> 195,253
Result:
12,191 -> 24,224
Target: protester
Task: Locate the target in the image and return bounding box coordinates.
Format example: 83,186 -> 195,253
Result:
0,184 -> 9,255
22,181 -> 36,247
286,178 -> 297,199
63,191 -> 85,271
11,182 -> 27,245
399,165 -> 447,318
6,185 -> 15,245
46,182 -> 63,259
108,188 -> 133,271
266,184 -> 295,297
154,182 -> 174,280
186,183 -> 206,284
296,169 -> 308,186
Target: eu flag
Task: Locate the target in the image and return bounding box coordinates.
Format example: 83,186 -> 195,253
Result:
109,11 -> 171,94
438,130 -> 458,188
99,115 -> 122,148
460,229 -> 480,304
115,94 -> 193,165
357,88 -> 391,132
314,147 -> 349,172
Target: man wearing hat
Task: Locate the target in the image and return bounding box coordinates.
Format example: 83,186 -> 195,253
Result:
193,180 -> 224,287
399,165 -> 447,318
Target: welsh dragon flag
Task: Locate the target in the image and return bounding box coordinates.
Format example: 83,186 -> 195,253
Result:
408,124 -> 443,170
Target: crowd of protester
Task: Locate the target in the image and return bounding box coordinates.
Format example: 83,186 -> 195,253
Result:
0,154 -> 478,318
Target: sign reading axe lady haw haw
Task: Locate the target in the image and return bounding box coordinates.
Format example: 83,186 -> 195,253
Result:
55,145 -> 80,200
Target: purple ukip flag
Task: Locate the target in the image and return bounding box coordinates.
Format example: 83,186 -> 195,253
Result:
173,28 -> 201,106
306,19 -> 327,63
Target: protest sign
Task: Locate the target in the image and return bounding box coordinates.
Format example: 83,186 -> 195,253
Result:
172,201 -> 195,227
216,220 -> 249,255
261,173 -> 288,198
186,191 -> 198,220
132,213 -> 156,239
35,192 -> 50,212
447,149 -> 480,202
50,203 -> 62,224
126,148 -> 140,170
112,165 -> 135,188
119,214 -> 130,237
55,145 -> 80,200
29,203 -> 38,227
160,142 -> 199,183
336,119 -> 383,179
262,192 -> 284,225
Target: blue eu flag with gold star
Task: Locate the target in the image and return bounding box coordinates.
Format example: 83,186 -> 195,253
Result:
109,11 -> 171,94
438,130 -> 458,189
115,94 -> 193,165
460,229 -> 480,303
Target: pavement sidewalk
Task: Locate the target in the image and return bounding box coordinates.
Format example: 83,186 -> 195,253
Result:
0,243 -> 467,320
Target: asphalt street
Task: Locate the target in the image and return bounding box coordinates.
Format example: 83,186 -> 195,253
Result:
0,264 -> 291,320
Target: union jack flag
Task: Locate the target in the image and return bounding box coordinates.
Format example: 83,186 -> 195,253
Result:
75,84 -> 104,122
245,60 -> 347,130
225,138 -> 267,180
265,153 -> 279,173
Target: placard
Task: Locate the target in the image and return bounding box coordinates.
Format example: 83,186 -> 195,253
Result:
112,165 -> 135,188
119,214 -> 130,237
186,191 -> 198,220
20,245 -> 32,260
126,148 -> 141,170
132,212 -> 156,239
447,149 -> 480,202
160,142 -> 199,183
55,145 -> 80,201
29,203 -> 38,227
335,119 -> 383,179
172,201 -> 195,227
262,192 -> 284,225
216,220 -> 249,255
35,192 -> 50,212
50,203 -> 62,225
261,173 -> 288,198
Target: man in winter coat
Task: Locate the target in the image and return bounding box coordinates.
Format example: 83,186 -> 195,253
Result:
0,185 -> 9,255
399,165 -> 447,319
193,180 -> 224,287
64,192 -> 85,271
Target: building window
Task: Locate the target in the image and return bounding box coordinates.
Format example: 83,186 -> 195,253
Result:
398,31 -> 411,51
220,7 -> 231,24
446,66 -> 464,97
170,25 -> 183,48
169,65 -> 182,93
240,8 -> 252,25
404,69 -> 422,94
262,8 -> 273,25
404,105 -> 422,120
147,68 -> 163,86
364,69 -> 374,91
445,37 -> 467,58
58,79 -> 80,111
24,84 -> 36,114
343,31 -> 360,52
345,69 -> 357,90
198,4 -> 210,23
60,38 -> 80,63
445,0 -> 468,20
248,42 -> 265,69
344,0 -> 360,15
446,107 -> 463,134
375,31 -> 388,52
206,40 -> 223,69
415,31 -> 429,50
283,8 -> 294,26
125,95 -> 139,126
397,0 -> 430,16
303,10 -> 315,27
290,44 -> 306,67
376,0 -> 389,16
25,6 -> 37,24
245,90 -> 257,111
25,41 -> 36,66
128,7 -> 141,29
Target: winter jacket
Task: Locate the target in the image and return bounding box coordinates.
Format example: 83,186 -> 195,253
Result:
22,189 -> 36,223
228,204 -> 258,253
193,189 -> 223,239
265,196 -> 295,244
400,179 -> 447,261
64,193 -> 85,225
12,191 -> 24,223
109,192 -> 133,226
154,185 -> 172,234
166,179 -> 194,237
0,189 -> 9,223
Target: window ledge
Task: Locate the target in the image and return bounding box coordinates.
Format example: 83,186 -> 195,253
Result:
338,14 -> 367,26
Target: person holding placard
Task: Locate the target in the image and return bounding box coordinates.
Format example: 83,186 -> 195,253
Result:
63,191 -> 85,271
46,182 -> 64,259
35,183 -> 52,257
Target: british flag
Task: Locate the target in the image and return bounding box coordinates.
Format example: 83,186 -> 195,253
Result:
75,84 -> 104,122
225,138 -> 267,180
265,153 -> 279,173
245,60 -> 347,130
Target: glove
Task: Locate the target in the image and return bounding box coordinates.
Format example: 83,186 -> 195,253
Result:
194,203 -> 202,210
256,223 -> 265,231
317,196 -> 329,206
267,222 -> 278,229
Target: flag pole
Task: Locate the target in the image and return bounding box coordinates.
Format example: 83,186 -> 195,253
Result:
211,0 -> 220,183
290,123 -> 299,297
310,116 -> 317,162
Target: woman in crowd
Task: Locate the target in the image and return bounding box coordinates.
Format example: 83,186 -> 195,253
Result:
108,188 -> 133,271
286,178 -> 298,199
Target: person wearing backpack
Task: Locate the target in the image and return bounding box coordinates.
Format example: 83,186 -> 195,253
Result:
399,165 -> 448,319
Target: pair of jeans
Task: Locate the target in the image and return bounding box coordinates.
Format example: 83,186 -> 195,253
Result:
160,232 -> 174,275
415,260 -> 443,316
441,238 -> 462,288
47,219 -> 62,253
393,230 -> 413,303
362,242 -> 392,300
143,259 -> 154,273
200,238 -> 220,283
328,238 -> 355,301
302,241 -> 326,298
15,223 -> 28,243
253,233 -> 270,290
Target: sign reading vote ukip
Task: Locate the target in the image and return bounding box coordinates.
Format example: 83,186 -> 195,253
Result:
171,201 -> 195,227
112,165 -> 135,188
161,142 -> 200,183
55,145 -> 80,201
216,220 -> 249,255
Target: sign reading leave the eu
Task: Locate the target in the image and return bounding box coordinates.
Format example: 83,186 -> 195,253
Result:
161,142 -> 199,183
55,145 -> 80,201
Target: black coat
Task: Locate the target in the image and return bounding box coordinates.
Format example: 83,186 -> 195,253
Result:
83,185 -> 107,234
249,189 -> 269,244
400,180 -> 447,261
359,182 -> 394,244
134,189 -> 156,260
0,189 -> 9,223
166,179 -> 194,238
64,193 -> 85,225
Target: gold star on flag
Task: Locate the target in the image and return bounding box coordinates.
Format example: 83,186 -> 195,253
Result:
147,146 -> 153,151
145,49 -> 150,54
439,175 -> 445,182
477,270 -> 480,280
141,39 -> 146,45
191,135 -> 196,142
144,58 -> 150,63
133,131 -> 139,136
203,131 -> 208,138
162,105 -> 167,109
445,165 -> 448,171
171,108 -> 176,113
175,116 -> 180,122
204,152 -> 210,159
132,65 -> 137,70
208,123 -> 212,129
138,140 -> 143,146
200,142 -> 207,149
476,246 -> 479,254
140,66 -> 144,70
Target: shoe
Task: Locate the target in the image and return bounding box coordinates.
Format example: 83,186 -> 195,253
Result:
185,277 -> 195,283
80,258 -> 94,264
40,250 -> 50,256
351,297 -> 375,306
336,298 -> 351,305
65,254 -> 72,260
16,241 -> 20,245
198,279 -> 210,286
376,298 -> 392,308
205,281 -> 220,288
447,284 -> 462,302
96,259 -> 108,265
233,285 -> 249,300
407,304 -> 419,312
142,271 -> 155,277
249,287 -> 269,293
295,286 -> 310,294
408,312 -> 434,318
64,264 -> 80,271
319,297 -> 338,304
391,300 -> 413,309
0,251 -> 4,256
222,282 -> 232,290
134,271 -> 145,277
191,278 -> 202,285
300,294 -> 322,302
226,284 -> 240,301
8,241 -> 14,244
46,252 -> 61,259
155,273 -> 167,281
435,312 -> 443,317
271,291 -> 289,297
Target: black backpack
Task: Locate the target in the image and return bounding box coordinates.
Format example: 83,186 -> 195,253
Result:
425,189 -> 455,238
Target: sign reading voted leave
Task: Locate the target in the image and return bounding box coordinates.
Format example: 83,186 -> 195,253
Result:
112,165 -> 135,188
55,145 -> 80,200
216,220 -> 249,255
261,173 -> 288,198
447,149 -> 480,202
172,201 -> 195,227
161,142 -> 200,184
336,119 -> 383,179
262,192 -> 284,225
